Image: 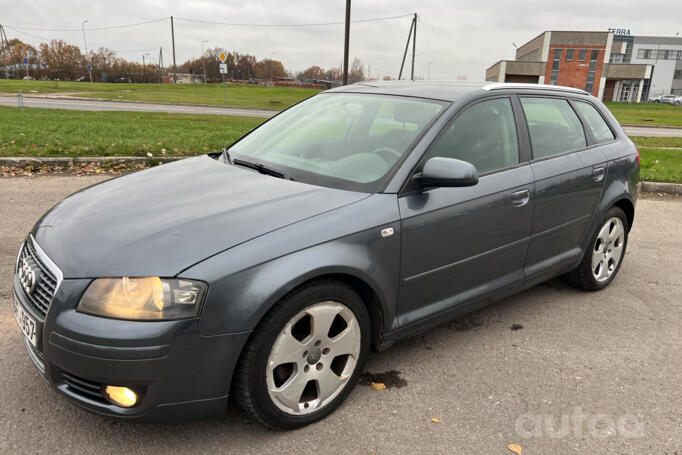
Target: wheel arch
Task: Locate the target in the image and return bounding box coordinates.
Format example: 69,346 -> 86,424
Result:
612,197 -> 634,232
256,269 -> 389,352
577,184 -> 635,265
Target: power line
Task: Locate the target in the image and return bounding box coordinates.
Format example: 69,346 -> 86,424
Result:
173,13 -> 414,27
4,17 -> 170,32
3,27 -> 159,55
115,47 -> 160,54
5,13 -> 413,33
4,26 -> 52,42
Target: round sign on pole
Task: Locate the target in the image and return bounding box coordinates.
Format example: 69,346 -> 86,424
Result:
87,65 -> 92,70
23,57 -> 29,64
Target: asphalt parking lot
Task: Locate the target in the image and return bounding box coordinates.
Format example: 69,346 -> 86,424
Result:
1,176 -> 680,454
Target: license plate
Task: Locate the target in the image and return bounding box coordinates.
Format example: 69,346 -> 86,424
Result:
14,296 -> 38,348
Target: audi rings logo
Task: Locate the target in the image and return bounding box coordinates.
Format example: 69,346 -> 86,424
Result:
19,257 -> 41,295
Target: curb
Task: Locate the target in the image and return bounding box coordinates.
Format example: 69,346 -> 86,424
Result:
0,156 -> 183,168
639,181 -> 682,195
621,124 -> 682,130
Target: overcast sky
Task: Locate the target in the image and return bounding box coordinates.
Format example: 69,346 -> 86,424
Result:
2,0 -> 681,80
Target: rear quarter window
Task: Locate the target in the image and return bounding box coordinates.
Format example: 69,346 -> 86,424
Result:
521,97 -> 587,160
574,101 -> 615,143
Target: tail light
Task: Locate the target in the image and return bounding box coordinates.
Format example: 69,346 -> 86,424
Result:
635,146 -> 640,165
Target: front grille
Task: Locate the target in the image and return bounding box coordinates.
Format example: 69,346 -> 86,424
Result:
61,371 -> 108,404
17,240 -> 59,318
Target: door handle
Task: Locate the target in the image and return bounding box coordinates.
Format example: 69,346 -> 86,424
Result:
511,189 -> 530,207
592,167 -> 606,182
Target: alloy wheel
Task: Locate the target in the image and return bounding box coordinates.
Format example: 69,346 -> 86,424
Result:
266,301 -> 361,415
591,216 -> 625,282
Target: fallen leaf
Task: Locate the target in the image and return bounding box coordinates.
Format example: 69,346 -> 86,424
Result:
370,382 -> 386,391
508,443 -> 522,454
431,417 -> 441,423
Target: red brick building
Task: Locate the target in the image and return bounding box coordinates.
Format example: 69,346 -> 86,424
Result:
486,31 -> 653,101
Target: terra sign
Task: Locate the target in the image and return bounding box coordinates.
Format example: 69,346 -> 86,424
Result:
608,28 -> 631,36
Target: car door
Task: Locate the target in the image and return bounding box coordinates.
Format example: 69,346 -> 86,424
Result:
519,96 -> 608,282
397,96 -> 534,331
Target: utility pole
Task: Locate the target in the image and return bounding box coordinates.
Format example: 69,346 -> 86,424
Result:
398,16 -> 415,80
0,25 -> 10,79
81,20 -> 92,82
201,40 -> 208,84
158,47 -> 164,83
170,16 -> 177,83
342,0 -> 351,85
410,13 -> 417,81
142,53 -> 149,82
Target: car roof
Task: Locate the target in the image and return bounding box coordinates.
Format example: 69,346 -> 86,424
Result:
327,80 -> 590,102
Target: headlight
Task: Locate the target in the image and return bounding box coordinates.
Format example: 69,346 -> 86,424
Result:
78,277 -> 207,320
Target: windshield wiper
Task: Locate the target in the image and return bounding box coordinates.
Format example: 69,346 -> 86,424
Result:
233,158 -> 293,181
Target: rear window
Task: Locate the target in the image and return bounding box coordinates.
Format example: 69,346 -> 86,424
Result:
521,97 -> 587,159
574,101 -> 615,143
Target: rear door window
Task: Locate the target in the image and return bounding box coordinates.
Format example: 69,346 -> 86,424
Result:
520,97 -> 587,159
574,101 -> 615,143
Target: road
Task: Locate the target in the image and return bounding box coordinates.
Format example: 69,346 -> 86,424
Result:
0,176 -> 681,454
2,95 -> 682,136
622,125 -> 682,137
0,95 -> 278,118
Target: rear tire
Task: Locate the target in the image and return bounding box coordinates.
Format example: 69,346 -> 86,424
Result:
567,206 -> 629,291
234,280 -> 371,430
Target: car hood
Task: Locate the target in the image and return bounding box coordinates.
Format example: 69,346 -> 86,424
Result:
33,156 -> 369,278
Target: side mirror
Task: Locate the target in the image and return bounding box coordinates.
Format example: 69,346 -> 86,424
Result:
418,157 -> 479,188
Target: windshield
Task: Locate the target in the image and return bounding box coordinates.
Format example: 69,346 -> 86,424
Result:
229,93 -> 447,192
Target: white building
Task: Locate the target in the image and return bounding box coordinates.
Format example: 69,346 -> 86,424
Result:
610,35 -> 682,101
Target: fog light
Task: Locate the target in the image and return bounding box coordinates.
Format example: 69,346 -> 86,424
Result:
103,385 -> 138,407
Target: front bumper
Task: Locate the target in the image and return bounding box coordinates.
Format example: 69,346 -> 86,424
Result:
13,274 -> 251,423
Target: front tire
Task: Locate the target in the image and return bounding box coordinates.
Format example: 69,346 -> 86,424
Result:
567,206 -> 629,291
234,280 -> 371,429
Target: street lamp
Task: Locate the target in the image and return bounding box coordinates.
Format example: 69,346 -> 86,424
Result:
81,19 -> 92,82
201,40 -> 208,84
142,53 -> 150,82
270,52 -> 276,81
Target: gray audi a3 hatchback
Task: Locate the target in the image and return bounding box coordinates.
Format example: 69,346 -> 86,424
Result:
13,81 -> 639,429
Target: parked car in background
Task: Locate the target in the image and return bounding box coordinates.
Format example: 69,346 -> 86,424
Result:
649,94 -> 678,104
13,82 -> 639,429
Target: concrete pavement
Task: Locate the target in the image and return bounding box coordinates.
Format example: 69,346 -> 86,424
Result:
0,176 -> 681,454
0,95 -> 278,118
2,95 -> 682,136
622,125 -> 682,137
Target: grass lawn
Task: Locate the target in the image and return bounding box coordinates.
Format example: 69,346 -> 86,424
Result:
2,105 -> 681,184
0,105 -> 264,157
639,148 -> 682,183
0,80 -> 320,110
605,102 -> 682,127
